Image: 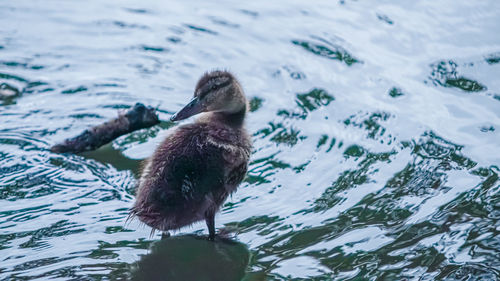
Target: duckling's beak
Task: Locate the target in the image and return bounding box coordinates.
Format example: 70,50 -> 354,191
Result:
170,97 -> 203,121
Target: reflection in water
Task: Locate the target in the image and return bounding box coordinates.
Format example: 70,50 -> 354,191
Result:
248,97 -> 264,113
0,71 -> 52,105
485,52 -> 500,65
255,88 -> 334,146
295,88 -> 334,115
1,0 -> 499,280
131,235 -> 249,281
388,87 -> 404,98
429,60 -> 487,92
292,39 -> 360,66
343,111 -> 392,140
82,144 -> 142,176
310,146 -> 394,213
250,129 -> 499,279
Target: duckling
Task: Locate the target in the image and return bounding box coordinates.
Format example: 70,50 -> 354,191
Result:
130,70 -> 251,240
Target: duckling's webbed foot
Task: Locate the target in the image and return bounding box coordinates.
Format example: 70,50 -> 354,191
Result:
205,212 -> 216,241
161,231 -> 171,240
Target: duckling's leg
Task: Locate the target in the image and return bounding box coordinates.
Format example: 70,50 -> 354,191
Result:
205,212 -> 216,241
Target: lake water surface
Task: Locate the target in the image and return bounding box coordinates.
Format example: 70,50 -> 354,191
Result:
1,0 -> 499,280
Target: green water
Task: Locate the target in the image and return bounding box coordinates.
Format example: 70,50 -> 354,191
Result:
1,0 -> 499,280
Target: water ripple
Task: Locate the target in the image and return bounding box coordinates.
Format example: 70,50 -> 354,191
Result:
1,0 -> 499,280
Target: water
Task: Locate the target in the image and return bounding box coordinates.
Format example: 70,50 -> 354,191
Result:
1,0 -> 499,280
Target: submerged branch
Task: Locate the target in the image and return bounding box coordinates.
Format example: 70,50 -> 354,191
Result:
51,103 -> 160,153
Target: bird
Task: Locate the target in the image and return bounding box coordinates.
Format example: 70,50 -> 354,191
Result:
130,70 -> 252,240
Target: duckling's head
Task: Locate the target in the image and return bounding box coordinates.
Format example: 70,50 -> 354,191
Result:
170,70 -> 246,122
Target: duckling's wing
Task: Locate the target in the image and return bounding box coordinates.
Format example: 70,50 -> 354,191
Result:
224,151 -> 250,188
166,143 -> 226,201
134,128 -> 224,205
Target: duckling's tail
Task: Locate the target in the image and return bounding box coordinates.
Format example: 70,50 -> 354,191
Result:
125,207 -> 138,226
127,207 -> 164,239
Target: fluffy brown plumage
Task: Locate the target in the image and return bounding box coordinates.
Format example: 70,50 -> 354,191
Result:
130,71 -> 251,240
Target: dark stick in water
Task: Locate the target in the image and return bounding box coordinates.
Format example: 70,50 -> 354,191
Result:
51,103 -> 160,154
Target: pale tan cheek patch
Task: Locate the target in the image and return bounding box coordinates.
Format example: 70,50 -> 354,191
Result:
204,92 -> 226,112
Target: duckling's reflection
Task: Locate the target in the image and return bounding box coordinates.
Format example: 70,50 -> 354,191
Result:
131,235 -> 250,281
